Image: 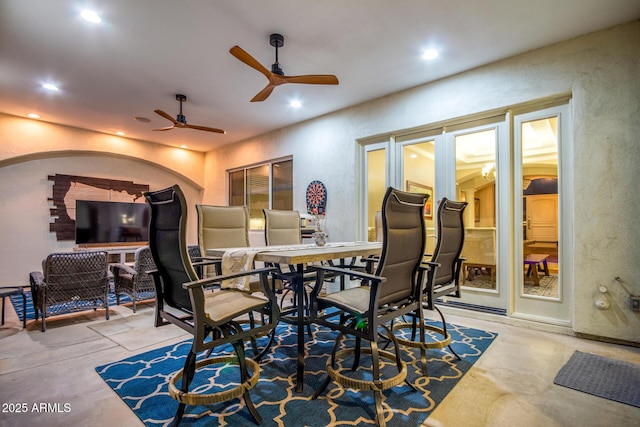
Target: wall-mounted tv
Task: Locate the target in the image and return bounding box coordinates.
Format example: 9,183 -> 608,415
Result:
75,200 -> 150,245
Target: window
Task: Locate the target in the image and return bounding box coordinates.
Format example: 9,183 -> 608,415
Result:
229,158 -> 293,229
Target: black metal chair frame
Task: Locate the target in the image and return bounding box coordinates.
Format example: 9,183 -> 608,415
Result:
309,187 -> 429,427
393,197 -> 468,376
145,185 -> 279,427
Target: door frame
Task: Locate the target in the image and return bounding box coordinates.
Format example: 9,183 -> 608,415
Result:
512,103 -> 573,326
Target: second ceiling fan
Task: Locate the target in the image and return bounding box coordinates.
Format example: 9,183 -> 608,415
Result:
230,33 -> 339,102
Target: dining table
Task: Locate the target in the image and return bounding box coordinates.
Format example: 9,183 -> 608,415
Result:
206,241 -> 382,392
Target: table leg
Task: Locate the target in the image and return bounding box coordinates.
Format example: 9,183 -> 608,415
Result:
21,292 -> 27,328
295,263 -> 305,393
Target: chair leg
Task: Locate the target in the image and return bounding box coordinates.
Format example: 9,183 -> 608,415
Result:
171,350 -> 197,427
434,305 -> 460,360
313,334 -> 344,399
352,336 -> 362,371
231,340 -> 262,425
253,326 -> 277,362
370,340 -> 386,427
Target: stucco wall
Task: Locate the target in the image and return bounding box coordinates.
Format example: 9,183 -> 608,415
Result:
0,117 -> 205,286
204,21 -> 640,343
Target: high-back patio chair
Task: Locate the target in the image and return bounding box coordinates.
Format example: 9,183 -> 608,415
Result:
144,184 -> 279,426
196,204 -> 251,278
309,186 -> 429,427
29,251 -> 109,332
393,197 -> 468,376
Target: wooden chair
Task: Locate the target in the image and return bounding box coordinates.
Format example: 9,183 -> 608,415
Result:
309,187 -> 429,427
144,185 -> 279,426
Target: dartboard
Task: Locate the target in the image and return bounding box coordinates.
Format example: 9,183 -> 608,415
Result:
306,180 -> 327,214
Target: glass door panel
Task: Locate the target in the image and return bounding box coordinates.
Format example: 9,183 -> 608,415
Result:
455,129 -> 498,292
365,144 -> 388,242
401,140 -> 436,252
514,104 -> 572,325
446,122 -> 508,313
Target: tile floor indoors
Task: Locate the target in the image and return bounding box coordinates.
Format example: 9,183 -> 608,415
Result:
1,296 -> 639,427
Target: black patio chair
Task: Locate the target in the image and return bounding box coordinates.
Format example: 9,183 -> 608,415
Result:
309,186 -> 429,427
144,184 -> 279,426
393,197 -> 468,376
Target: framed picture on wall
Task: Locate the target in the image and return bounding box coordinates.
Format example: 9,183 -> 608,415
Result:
406,181 -> 433,219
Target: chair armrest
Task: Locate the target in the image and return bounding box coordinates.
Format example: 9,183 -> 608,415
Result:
183,267 -> 280,305
29,271 -> 44,287
309,265 -> 386,299
183,267 -> 277,289
191,258 -> 221,268
111,263 -> 136,277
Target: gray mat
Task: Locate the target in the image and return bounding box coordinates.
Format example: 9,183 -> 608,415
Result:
554,350 -> 640,408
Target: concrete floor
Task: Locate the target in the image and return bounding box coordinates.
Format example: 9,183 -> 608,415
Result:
1,298 -> 639,427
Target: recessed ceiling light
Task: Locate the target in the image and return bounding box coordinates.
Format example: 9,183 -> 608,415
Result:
409,154 -> 418,159
27,113 -> 40,119
80,10 -> 102,23
180,145 -> 188,149
134,116 -> 151,123
42,83 -> 59,91
116,131 -> 125,136
290,100 -> 302,108
422,48 -> 439,60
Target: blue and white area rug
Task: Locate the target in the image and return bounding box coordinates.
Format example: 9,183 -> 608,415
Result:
10,290 -> 151,321
96,321 -> 497,426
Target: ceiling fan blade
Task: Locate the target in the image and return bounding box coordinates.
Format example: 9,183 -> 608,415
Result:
184,123 -> 226,134
284,75 -> 339,85
154,109 -> 179,125
230,46 -> 271,79
153,125 -> 175,132
251,84 -> 277,102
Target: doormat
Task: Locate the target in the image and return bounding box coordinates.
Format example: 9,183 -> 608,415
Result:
554,350 -> 640,408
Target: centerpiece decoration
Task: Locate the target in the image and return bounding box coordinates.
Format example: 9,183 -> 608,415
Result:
311,207 -> 327,246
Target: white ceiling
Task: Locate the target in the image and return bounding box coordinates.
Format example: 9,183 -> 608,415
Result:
1,1 -> 639,152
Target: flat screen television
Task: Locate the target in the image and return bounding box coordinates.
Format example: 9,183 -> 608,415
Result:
75,200 -> 150,245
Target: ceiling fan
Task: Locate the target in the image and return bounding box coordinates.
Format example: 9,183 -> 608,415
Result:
230,33 -> 339,102
154,94 -> 225,134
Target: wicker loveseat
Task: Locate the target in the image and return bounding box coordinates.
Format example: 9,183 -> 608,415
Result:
29,251 -> 110,332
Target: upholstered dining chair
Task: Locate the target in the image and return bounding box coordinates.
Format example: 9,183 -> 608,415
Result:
29,251 -> 110,332
112,246 -> 156,313
309,187 -> 429,427
196,204 -> 251,279
393,197 -> 468,376
197,203 -> 279,358
262,208 -> 320,320
144,185 -> 279,426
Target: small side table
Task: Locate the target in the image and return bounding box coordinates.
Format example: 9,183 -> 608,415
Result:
1,287 -> 27,328
524,254 -> 550,286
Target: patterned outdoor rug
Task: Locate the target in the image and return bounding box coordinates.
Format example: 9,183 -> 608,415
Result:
554,350 -> 640,408
9,290 -> 151,321
96,321 -> 497,426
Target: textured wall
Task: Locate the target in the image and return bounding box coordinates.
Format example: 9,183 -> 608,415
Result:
0,118 -> 205,287
205,21 -> 640,342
